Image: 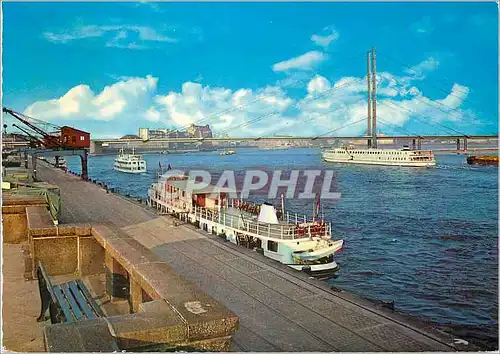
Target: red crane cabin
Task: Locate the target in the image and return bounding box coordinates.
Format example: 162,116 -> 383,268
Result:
61,126 -> 91,148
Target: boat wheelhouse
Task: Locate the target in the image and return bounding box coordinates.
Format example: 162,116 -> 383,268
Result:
114,147 -> 147,174
147,170 -> 344,274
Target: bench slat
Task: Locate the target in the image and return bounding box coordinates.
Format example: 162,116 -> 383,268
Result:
52,285 -> 74,323
61,283 -> 84,321
76,279 -> 105,317
69,281 -> 96,320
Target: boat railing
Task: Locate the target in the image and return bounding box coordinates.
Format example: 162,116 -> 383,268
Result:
192,205 -> 331,240
148,188 -> 332,240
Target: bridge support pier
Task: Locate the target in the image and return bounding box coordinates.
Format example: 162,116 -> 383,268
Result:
464,138 -> 468,151
412,139 -> 416,150
90,141 -> 103,155
456,138 -> 461,152
417,139 -> 422,150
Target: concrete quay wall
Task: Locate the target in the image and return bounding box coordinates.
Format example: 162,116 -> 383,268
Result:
2,186 -> 239,352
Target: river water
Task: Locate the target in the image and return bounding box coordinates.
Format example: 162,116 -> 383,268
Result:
65,147 -> 498,346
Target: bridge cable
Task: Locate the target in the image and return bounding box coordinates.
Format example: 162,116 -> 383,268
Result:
154,51 -> 367,132
217,77 -> 366,136
266,96 -> 368,137
376,117 -> 422,137
312,116 -> 369,139
380,100 -> 470,136
378,53 -> 485,110
379,73 -> 497,131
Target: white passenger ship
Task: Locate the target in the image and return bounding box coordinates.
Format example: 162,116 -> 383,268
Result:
147,169 -> 344,275
322,47 -> 436,168
323,145 -> 436,167
114,147 -> 147,174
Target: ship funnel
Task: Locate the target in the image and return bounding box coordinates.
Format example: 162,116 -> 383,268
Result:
257,203 -> 279,224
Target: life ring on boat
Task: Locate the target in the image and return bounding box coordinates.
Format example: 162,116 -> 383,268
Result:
183,202 -> 187,209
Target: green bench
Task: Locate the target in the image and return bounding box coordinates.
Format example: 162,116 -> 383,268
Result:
36,262 -> 105,324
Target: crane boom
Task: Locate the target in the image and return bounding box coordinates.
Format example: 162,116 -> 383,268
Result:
3,107 -> 61,147
12,124 -> 44,148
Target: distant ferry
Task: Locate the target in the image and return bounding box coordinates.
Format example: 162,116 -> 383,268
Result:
114,147 -> 147,173
322,47 -> 436,168
220,149 -> 235,156
322,145 -> 436,167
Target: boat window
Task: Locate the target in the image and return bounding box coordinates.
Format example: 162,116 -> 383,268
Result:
268,240 -> 278,252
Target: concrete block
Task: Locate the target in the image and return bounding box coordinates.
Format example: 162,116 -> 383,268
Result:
105,251 -> 130,301
33,237 -> 78,276
91,223 -> 133,248
26,206 -> 54,229
43,318 -> 118,352
29,227 -> 58,237
43,322 -> 83,352
56,225 -> 76,236
130,278 -> 143,313
74,224 -> 92,236
105,238 -> 160,274
2,205 -> 27,214
2,195 -> 46,206
78,237 -> 105,276
106,306 -> 188,350
186,335 -> 233,352
2,212 -> 28,243
133,262 -> 239,341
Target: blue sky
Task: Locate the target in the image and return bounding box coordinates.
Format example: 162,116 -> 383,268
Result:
2,2 -> 498,138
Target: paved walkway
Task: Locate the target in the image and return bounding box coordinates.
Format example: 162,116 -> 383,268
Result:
37,163 -> 463,352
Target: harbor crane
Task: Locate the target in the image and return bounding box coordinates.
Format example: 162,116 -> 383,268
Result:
2,107 -> 91,180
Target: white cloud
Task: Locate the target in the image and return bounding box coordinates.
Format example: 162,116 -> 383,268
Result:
405,57 -> 440,78
311,26 -> 339,48
43,24 -> 177,50
24,75 -> 158,122
22,57 -> 474,137
411,16 -> 434,35
272,51 -> 328,72
150,83 -> 294,135
437,84 -> 469,110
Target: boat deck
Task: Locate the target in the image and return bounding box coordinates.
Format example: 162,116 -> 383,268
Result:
35,162 -> 468,352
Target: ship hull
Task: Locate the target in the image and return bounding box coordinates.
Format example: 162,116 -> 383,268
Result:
287,261 -> 339,274
322,148 -> 436,167
147,195 -> 341,276
113,166 -> 146,174
323,155 -> 436,167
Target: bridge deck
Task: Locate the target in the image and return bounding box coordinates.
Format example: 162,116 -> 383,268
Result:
35,163 -> 468,352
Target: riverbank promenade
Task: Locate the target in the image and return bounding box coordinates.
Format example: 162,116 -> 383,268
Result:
4,161 -> 468,352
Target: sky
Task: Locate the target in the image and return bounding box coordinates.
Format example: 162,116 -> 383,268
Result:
2,1 -> 498,139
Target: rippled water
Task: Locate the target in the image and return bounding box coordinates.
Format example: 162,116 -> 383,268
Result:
66,148 -> 498,338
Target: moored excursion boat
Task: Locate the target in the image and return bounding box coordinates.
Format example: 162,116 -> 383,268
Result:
147,169 -> 344,275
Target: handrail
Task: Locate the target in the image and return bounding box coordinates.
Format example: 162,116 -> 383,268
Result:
148,184 -> 332,241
